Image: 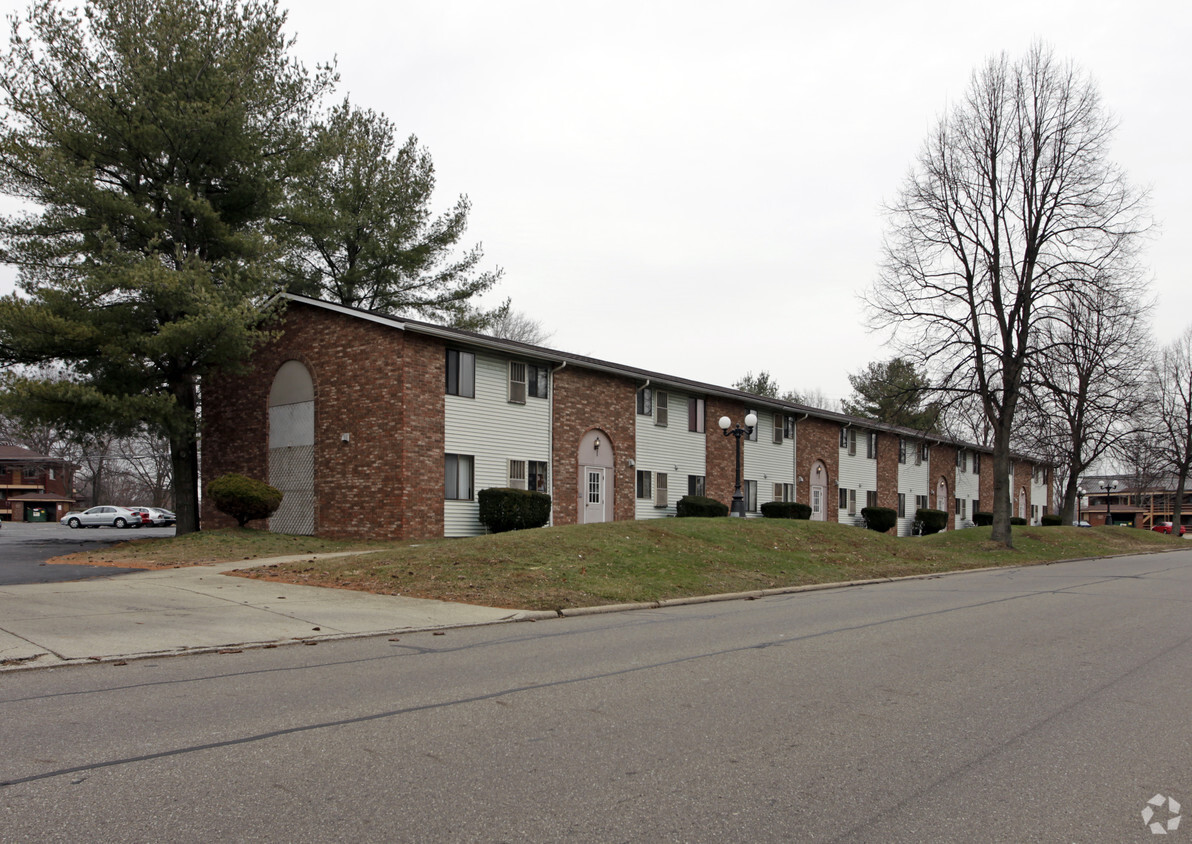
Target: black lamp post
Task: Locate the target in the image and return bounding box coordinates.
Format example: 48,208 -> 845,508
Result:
719,412 -> 757,517
1098,479 -> 1118,526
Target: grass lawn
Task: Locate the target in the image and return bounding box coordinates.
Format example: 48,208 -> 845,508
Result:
48,518 -> 1184,611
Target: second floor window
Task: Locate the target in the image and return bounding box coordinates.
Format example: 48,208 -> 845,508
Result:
637,387 -> 652,416
446,349 -> 475,398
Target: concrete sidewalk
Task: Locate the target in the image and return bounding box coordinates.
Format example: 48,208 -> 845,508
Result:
0,553 -> 529,671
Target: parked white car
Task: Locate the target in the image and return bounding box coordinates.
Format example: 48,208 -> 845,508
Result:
133,506 -> 176,527
60,506 -> 147,529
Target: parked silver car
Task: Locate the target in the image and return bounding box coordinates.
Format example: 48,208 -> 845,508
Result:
60,506 -> 146,529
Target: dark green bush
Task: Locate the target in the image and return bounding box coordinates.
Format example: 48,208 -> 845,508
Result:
477,487 -> 551,533
973,511 -> 993,526
1041,513 -> 1063,526
1010,516 -> 1028,525
676,495 -> 729,518
207,473 -> 283,527
915,508 -> 948,535
861,506 -> 897,533
760,501 -> 812,520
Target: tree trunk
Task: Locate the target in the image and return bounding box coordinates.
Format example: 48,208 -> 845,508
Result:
990,433 -> 1015,548
1172,463 -> 1189,540
170,378 -> 201,536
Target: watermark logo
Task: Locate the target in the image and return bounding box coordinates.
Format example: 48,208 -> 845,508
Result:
1143,794 -> 1182,835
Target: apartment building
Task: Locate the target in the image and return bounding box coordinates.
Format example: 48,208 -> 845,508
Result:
201,294 -> 1053,539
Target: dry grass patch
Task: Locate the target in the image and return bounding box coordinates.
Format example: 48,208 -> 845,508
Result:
48,520 -> 1181,609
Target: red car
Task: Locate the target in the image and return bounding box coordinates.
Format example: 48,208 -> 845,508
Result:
1152,522 -> 1187,536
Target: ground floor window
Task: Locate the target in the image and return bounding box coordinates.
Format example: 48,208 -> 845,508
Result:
445,454 -> 474,500
636,470 -> 652,499
529,460 -> 548,493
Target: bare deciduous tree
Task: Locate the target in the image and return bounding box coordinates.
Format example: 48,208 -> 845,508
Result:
1153,327 -> 1192,533
486,308 -> 554,346
868,44 -> 1148,546
1022,286 -> 1151,522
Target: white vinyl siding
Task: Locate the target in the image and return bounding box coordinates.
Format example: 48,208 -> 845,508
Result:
739,410 -> 796,518
1030,463 -> 1049,524
635,389 -> 705,519
955,451 -> 981,529
896,447 -> 931,536
445,351 -> 551,536
839,429 -> 877,527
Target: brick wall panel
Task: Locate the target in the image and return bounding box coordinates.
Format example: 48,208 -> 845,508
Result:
551,368 -> 636,525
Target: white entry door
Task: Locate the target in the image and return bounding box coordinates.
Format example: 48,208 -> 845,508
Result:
811,485 -> 825,521
583,466 -> 607,523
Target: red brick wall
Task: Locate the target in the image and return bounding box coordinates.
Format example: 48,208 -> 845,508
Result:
978,452 -> 994,514
876,432 -> 899,530
393,333 -> 446,539
551,368 -> 636,525
929,443 -> 958,530
1015,461 -> 1033,519
705,399 -> 745,510
796,417 -> 840,522
202,302 -> 426,539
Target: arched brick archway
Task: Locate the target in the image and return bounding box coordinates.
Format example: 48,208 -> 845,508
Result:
578,429 -> 614,524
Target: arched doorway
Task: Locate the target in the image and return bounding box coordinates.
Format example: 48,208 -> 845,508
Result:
268,360 -> 315,535
578,429 -> 613,524
810,460 -> 828,521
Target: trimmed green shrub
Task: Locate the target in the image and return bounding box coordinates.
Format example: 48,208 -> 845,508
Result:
1010,516 -> 1028,525
915,508 -> 948,535
207,473 -> 283,527
760,501 -> 812,520
1041,513 -> 1063,526
677,495 -> 729,518
861,506 -> 897,533
478,487 -> 551,533
973,511 -> 994,526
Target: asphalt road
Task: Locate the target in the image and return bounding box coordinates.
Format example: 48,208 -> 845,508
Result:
0,521 -> 173,584
3,550 -> 1191,842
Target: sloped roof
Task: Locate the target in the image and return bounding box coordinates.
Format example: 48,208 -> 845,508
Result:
275,292 -> 1051,465
0,445 -> 69,464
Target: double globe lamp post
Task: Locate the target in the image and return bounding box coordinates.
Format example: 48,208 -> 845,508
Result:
719,412 -> 757,518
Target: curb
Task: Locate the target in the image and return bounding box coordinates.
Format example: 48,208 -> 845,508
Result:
6,545 -> 1183,672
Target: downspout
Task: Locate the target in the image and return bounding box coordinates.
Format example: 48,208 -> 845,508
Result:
548,361 -> 567,526
796,413 -> 809,503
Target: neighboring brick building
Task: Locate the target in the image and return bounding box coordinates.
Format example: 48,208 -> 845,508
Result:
201,294 -> 1054,539
0,445 -> 76,522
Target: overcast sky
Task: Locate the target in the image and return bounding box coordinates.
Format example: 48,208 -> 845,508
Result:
1,0 -> 1187,404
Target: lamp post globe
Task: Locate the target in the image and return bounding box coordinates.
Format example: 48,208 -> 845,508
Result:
721,413 -> 756,517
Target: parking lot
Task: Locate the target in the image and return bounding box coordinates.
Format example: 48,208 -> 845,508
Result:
0,520 -> 175,585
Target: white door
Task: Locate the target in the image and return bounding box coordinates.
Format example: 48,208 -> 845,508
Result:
811,486 -> 825,521
583,467 -> 607,524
